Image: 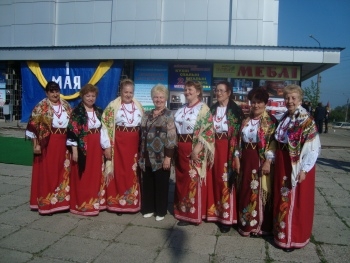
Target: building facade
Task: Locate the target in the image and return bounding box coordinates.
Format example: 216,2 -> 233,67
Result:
0,0 -> 343,121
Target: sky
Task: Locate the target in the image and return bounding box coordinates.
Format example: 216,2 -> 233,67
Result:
278,0 -> 350,108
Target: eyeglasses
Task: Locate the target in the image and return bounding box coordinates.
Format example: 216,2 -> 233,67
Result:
215,89 -> 227,94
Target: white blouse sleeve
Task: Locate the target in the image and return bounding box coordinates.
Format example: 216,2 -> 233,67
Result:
100,127 -> 111,149
300,150 -> 319,172
25,130 -> 36,139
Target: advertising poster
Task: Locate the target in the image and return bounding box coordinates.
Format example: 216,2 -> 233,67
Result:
134,61 -> 168,111
213,63 -> 300,119
0,89 -> 5,106
20,60 -> 123,122
169,63 -> 212,91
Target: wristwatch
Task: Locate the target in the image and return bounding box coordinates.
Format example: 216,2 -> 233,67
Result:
301,170 -> 308,174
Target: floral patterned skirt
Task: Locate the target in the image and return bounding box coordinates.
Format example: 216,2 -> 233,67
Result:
237,148 -> 273,236
70,132 -> 106,216
207,138 -> 237,225
273,149 -> 315,248
30,133 -> 70,214
173,141 -> 212,224
106,129 -> 141,212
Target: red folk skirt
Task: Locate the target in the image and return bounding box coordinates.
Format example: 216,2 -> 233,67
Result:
207,135 -> 237,225
237,145 -> 273,236
106,127 -> 141,212
30,132 -> 70,215
173,140 -> 213,224
70,131 -> 106,216
273,149 -> 315,249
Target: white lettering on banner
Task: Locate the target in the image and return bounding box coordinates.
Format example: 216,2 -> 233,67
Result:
73,76 -> 81,89
51,76 -> 81,90
64,76 -> 72,89
52,76 -> 62,87
66,62 -> 69,75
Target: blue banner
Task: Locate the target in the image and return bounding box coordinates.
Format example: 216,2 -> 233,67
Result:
134,61 -> 168,110
21,60 -> 123,122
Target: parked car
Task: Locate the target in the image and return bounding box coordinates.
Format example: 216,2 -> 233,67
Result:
332,122 -> 350,129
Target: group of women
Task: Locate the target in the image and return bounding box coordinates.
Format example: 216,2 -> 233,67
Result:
27,79 -> 320,252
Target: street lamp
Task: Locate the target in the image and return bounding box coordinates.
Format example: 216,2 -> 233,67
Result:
309,35 -> 321,105
344,95 -> 349,122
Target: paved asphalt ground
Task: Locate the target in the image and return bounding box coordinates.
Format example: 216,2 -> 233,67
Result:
0,120 -> 349,263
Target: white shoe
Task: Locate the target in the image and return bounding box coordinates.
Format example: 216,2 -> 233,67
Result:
143,213 -> 154,218
156,216 -> 165,221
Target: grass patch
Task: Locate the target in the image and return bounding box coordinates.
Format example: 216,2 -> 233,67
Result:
0,136 -> 33,166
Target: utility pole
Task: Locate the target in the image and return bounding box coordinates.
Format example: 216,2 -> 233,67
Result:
309,35 -> 321,104
346,98 -> 349,122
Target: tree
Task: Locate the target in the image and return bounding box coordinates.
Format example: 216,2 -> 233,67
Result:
329,104 -> 350,122
302,80 -> 320,110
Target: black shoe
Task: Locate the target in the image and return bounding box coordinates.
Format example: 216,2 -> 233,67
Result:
219,225 -> 231,233
283,248 -> 295,252
177,220 -> 190,226
250,233 -> 260,238
116,213 -> 122,216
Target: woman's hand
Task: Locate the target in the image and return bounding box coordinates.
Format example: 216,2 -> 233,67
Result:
261,159 -> 272,175
188,143 -> 203,166
72,147 -> 78,162
297,170 -> 307,183
104,147 -> 112,160
33,144 -> 41,155
163,157 -> 171,170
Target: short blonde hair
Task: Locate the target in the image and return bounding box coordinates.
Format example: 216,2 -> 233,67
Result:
283,84 -> 303,100
151,84 -> 168,100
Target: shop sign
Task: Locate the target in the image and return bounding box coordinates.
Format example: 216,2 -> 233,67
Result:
214,64 -> 300,80
169,63 -> 212,91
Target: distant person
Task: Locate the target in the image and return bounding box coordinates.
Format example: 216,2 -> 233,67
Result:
67,84 -> 105,216
101,79 -> 143,215
314,102 -> 326,133
26,81 -> 72,215
273,84 -> 321,252
301,100 -> 311,112
324,106 -> 330,133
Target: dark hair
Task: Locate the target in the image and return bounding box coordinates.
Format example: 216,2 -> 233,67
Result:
185,80 -> 203,100
247,88 -> 269,104
45,81 -> 60,93
80,84 -> 99,98
216,80 -> 233,100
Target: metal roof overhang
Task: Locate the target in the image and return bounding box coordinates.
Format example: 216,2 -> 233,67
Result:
0,45 -> 344,82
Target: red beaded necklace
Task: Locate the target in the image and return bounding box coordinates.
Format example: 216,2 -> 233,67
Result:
214,106 -> 226,123
121,102 -> 136,124
184,100 -> 200,115
250,116 -> 260,126
88,111 -> 96,124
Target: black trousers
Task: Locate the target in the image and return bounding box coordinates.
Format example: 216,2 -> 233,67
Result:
316,120 -> 324,133
141,166 -> 170,217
